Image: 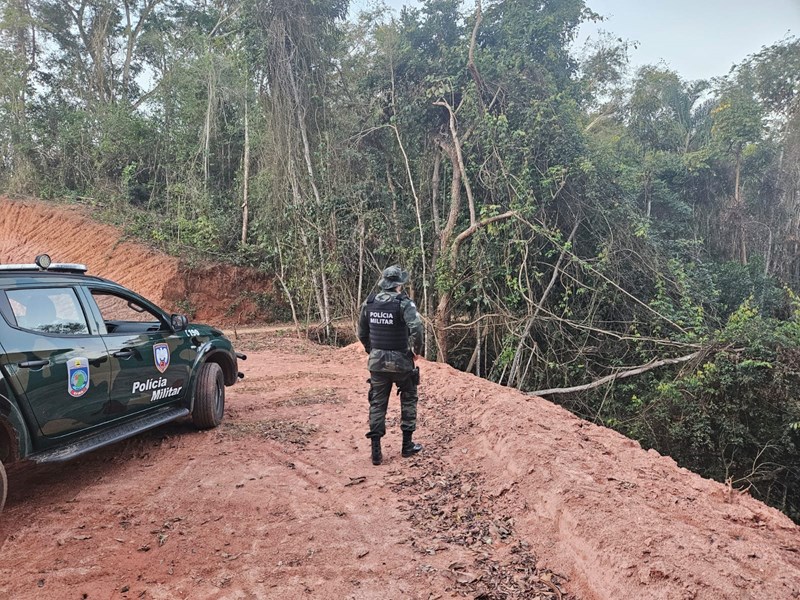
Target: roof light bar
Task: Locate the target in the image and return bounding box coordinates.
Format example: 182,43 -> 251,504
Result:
0,255 -> 88,274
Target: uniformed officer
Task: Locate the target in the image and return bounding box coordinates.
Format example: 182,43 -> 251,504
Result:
358,265 -> 425,465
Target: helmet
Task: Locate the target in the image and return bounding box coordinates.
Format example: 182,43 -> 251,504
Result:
378,265 -> 409,290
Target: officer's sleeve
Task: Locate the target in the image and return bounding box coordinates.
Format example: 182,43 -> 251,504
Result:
402,298 -> 425,356
357,302 -> 371,353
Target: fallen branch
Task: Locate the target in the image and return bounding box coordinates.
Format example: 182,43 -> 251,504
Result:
527,352 -> 701,397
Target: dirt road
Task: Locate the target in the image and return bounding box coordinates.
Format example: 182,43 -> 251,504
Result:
2,331 -> 799,600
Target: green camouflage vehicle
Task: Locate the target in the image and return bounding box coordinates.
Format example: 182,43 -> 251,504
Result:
0,255 -> 245,513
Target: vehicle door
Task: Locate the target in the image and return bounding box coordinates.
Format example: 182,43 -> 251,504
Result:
85,288 -> 192,416
0,287 -> 111,438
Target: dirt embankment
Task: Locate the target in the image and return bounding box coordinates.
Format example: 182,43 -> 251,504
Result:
1,332 -> 798,600
0,197 -> 279,325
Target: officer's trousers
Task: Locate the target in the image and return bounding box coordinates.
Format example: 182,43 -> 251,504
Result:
367,370 -> 418,438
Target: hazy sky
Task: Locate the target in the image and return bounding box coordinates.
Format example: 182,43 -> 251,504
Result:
350,0 -> 799,81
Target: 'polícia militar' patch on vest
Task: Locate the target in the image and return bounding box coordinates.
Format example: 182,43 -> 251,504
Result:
366,294 -> 409,351
369,311 -> 396,325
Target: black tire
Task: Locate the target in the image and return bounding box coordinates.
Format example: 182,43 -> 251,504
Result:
0,459 -> 7,514
192,362 -> 225,429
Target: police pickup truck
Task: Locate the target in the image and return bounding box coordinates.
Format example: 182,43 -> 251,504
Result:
0,255 -> 245,513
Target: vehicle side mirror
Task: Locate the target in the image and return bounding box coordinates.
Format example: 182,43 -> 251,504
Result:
171,314 -> 189,331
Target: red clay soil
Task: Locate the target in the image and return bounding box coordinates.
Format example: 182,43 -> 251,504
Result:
0,197 -> 277,325
1,332 -> 798,600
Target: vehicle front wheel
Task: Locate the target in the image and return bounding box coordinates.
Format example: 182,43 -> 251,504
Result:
0,459 -> 7,514
192,362 -> 225,429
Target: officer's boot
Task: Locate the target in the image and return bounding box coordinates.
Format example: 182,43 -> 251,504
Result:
371,436 -> 383,466
401,431 -> 423,457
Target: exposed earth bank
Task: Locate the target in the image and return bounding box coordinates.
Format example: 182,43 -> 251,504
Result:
1,332 -> 798,600
0,197 -> 279,325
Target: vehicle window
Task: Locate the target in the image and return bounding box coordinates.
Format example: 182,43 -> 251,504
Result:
91,290 -> 167,332
7,288 -> 90,335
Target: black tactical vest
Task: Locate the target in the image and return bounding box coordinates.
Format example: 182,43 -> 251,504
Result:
365,293 -> 409,351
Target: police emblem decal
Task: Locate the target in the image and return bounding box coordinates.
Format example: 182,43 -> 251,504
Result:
67,357 -> 90,398
154,343 -> 170,373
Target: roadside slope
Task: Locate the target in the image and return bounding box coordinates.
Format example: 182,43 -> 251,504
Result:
0,197 -> 277,325
410,351 -> 800,599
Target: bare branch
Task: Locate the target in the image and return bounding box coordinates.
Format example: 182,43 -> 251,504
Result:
516,214 -> 690,335
528,352 -> 701,397
450,210 -> 517,269
434,100 -> 477,226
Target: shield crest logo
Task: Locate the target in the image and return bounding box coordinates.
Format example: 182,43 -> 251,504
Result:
154,343 -> 170,373
67,357 -> 90,398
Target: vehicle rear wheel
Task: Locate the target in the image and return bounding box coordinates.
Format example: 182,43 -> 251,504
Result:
0,459 -> 7,514
192,362 -> 224,429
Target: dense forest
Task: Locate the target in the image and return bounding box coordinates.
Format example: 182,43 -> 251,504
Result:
1,0 -> 799,520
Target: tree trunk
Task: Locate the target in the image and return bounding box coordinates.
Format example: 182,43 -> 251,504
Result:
475,309 -> 482,378
386,166 -> 402,247
734,150 -> 748,264
391,123 -> 430,349
431,139 -> 463,363
122,0 -> 162,99
434,100 -> 476,226
357,213 -> 365,320
6,0 -> 35,187
203,68 -> 214,190
288,56 -> 330,334
467,0 -> 485,106
241,95 -> 250,244
276,241 -> 302,340
426,152 -> 443,359
288,157 -> 326,327
431,153 -> 442,240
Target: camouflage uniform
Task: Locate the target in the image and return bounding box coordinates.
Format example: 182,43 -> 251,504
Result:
358,266 -> 424,464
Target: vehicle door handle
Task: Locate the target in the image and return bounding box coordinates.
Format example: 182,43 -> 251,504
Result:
19,359 -> 49,369
113,349 -> 136,359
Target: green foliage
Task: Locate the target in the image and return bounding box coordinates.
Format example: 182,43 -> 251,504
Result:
712,93 -> 764,155
628,67 -> 698,152
711,261 -> 789,320
619,297 -> 800,520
